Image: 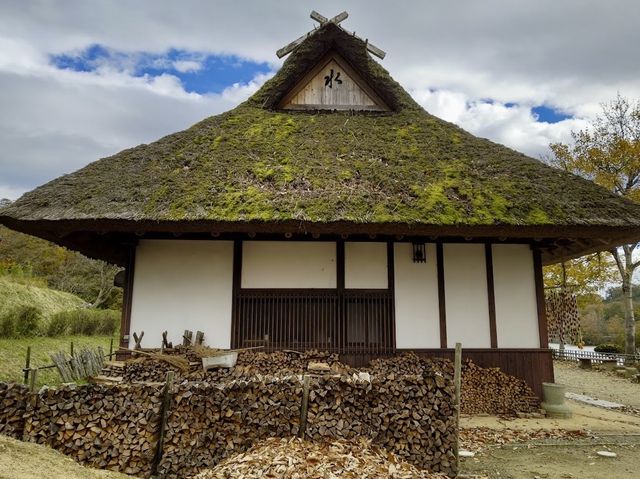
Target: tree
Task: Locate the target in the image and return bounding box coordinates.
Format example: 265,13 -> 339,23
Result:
549,94 -> 640,354
544,253 -> 615,299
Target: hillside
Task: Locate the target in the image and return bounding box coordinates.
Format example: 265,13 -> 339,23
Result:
0,276 -> 86,319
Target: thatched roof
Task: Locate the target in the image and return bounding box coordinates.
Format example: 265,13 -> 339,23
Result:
2,22 -> 640,264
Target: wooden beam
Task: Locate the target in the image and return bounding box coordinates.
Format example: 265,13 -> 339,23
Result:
310,10 -> 328,23
533,249 -> 549,348
230,240 -> 243,349
436,242 -> 447,348
485,244 -> 498,348
387,241 -> 396,352
118,243 -> 136,356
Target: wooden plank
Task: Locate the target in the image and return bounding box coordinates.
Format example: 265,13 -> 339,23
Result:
118,243 -> 136,357
436,242 -> 448,348
532,248 -> 549,348
230,239 -> 243,349
485,244 -> 498,348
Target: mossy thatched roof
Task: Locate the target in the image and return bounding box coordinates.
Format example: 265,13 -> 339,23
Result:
2,22 -> 640,264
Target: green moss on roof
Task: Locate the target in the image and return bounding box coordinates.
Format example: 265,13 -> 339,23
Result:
3,22 -> 640,229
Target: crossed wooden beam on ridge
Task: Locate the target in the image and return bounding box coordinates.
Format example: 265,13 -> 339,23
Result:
276,10 -> 386,60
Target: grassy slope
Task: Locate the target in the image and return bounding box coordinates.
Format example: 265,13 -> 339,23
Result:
0,276 -> 86,319
0,335 -> 116,387
0,434 -> 133,479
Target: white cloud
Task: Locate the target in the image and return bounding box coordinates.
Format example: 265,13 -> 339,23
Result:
0,0 -> 639,197
172,60 -> 202,73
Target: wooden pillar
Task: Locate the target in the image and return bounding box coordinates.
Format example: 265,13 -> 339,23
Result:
436,242 -> 447,348
532,248 -> 549,349
117,243 -> 137,359
485,243 -> 498,348
387,241 -> 396,353
230,239 -> 243,349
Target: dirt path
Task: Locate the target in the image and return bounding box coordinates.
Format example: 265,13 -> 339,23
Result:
0,434 -> 132,479
461,439 -> 640,479
553,360 -> 640,409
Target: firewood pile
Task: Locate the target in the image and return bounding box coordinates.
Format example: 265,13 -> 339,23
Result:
193,436 -> 452,479
158,376 -> 303,478
461,360 -> 539,415
0,382 -> 28,439
24,383 -> 163,477
306,370 -> 457,474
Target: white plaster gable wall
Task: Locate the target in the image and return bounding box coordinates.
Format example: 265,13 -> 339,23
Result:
241,241 -> 336,288
394,243 -> 440,348
344,242 -> 388,289
492,244 -> 540,348
130,240 -> 234,349
443,244 -> 491,348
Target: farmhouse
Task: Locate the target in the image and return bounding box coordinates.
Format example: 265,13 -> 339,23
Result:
3,13 -> 640,398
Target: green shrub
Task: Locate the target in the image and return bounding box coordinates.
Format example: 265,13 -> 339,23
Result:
46,311 -> 71,336
0,313 -> 16,338
594,343 -> 621,353
65,308 -> 119,336
13,305 -> 43,336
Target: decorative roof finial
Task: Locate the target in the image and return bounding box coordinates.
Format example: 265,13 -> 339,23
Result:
276,11 -> 386,60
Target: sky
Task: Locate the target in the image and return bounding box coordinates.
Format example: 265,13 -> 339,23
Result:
1,0 -> 640,201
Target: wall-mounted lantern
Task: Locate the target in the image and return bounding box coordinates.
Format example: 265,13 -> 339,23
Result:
412,243 -> 426,263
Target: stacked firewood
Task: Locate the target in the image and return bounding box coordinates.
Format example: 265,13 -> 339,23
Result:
0,382 -> 29,439
24,383 -> 163,476
461,360 -> 539,415
158,377 -> 303,478
305,370 -> 457,474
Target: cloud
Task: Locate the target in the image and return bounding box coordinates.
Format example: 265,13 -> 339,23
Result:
0,0 -> 639,199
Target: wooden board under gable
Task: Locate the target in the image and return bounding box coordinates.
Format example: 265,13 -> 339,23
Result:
280,53 -> 389,111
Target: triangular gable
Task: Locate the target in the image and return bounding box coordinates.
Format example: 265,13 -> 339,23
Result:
278,52 -> 389,111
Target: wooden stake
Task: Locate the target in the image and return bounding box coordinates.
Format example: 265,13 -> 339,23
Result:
298,374 -> 311,438
453,342 -> 462,474
70,341 -> 74,358
23,346 -> 31,385
29,367 -> 38,393
109,338 -> 114,360
152,370 -> 175,475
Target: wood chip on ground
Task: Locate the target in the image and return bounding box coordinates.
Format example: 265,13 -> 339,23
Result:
192,436 -> 453,478
459,427 -> 591,453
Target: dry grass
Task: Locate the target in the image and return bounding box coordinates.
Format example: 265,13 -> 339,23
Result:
0,434 -> 133,479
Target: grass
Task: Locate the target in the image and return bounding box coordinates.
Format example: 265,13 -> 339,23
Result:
0,335 -> 117,387
0,276 -> 85,319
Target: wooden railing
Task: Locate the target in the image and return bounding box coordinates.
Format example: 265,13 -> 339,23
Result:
552,347 -> 640,366
232,289 -> 395,355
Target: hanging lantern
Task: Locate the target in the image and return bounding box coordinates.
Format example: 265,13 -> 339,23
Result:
412,243 -> 426,263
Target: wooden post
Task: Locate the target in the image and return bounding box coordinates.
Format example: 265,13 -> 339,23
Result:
70,341 -> 74,358
453,342 -> 462,475
23,346 -> 31,385
109,338 -> 114,360
298,374 -> 311,438
29,368 -> 38,393
152,370 -> 174,476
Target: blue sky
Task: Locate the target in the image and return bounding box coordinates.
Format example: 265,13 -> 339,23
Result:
51,45 -> 272,94
2,1 -> 639,201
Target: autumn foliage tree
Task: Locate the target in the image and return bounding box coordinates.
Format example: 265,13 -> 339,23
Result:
549,95 -> 640,354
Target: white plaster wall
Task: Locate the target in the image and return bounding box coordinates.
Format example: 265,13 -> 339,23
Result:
345,242 -> 388,289
394,243 -> 440,348
130,240 -> 234,349
444,244 -> 491,348
492,244 -> 540,348
241,241 -> 336,288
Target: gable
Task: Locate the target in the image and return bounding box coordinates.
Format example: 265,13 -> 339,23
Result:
279,52 -> 389,111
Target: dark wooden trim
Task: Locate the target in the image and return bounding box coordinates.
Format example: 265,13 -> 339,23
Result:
387,241 -> 396,352
118,243 -> 136,356
485,243 -> 498,348
532,249 -> 549,348
230,239 -> 243,349
336,240 -> 345,292
436,242 -> 447,348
